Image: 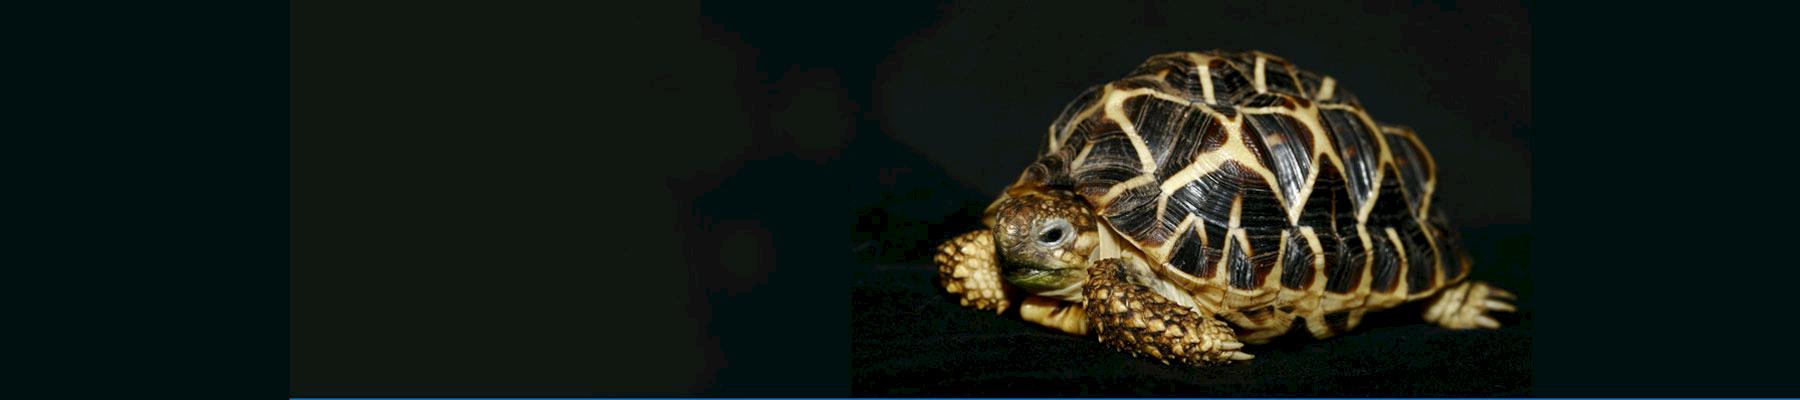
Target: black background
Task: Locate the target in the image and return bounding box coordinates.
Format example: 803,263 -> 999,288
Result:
268,0 -> 1800,398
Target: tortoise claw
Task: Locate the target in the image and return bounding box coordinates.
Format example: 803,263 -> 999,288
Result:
1484,299 -> 1516,313
1474,315 -> 1501,329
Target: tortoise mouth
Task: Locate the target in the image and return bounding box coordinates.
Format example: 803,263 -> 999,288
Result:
1004,266 -> 1083,293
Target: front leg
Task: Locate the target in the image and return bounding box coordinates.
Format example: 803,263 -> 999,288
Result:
935,230 -> 1019,313
1020,295 -> 1089,335
1084,258 -> 1253,366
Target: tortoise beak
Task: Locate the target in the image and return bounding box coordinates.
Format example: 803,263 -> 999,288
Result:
1004,265 -> 1082,294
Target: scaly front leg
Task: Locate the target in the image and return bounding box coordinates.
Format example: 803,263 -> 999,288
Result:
935,230 -> 1018,313
1084,258 -> 1253,366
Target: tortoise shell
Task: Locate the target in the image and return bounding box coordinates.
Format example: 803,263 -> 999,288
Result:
1002,50 -> 1470,340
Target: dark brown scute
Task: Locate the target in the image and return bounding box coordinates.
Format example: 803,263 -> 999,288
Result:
1049,85 -> 1105,146
1028,142 -> 1080,187
1326,226 -> 1366,294
1368,231 -> 1401,294
1206,57 -> 1256,105
1243,113 -> 1317,211
1150,104 -> 1226,180
1313,228 -> 1345,291
1233,165 -> 1289,231
1163,161 -> 1239,246
1402,221 -> 1438,295
1367,167 -> 1413,227
1367,169 -> 1413,294
1131,54 -> 1207,104
1263,61 -> 1304,98
1059,125 -> 1090,156
1161,181 -> 1207,244
1299,161 -> 1349,232
1320,108 -> 1382,213
1104,183 -> 1166,244
1122,95 -> 1189,177
1070,126 -> 1141,198
1201,220 -> 1229,278
1226,238 -> 1256,289
1239,93 -> 1286,109
1244,225 -> 1283,289
1032,138 -> 1083,189
1232,227 -> 1283,290
1167,224 -> 1211,277
1383,128 -> 1433,216
1279,228 -> 1315,290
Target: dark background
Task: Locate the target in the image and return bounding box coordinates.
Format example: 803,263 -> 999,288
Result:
278,0 -> 1793,397
28,1 -> 1800,399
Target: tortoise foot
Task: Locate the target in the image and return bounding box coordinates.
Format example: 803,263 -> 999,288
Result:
935,230 -> 1015,313
1424,281 -> 1516,329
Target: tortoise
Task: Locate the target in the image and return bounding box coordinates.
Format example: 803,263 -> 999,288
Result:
935,50 -> 1515,366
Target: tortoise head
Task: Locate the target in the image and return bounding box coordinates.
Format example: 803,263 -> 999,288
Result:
990,189 -> 1100,298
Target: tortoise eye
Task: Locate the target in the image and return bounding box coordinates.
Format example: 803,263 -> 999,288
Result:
1036,219 -> 1073,247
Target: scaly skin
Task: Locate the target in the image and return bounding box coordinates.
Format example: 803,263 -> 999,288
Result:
934,230 -> 1016,313
1083,258 -> 1253,366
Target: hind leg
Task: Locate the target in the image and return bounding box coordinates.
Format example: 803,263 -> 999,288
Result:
1424,281 -> 1516,329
